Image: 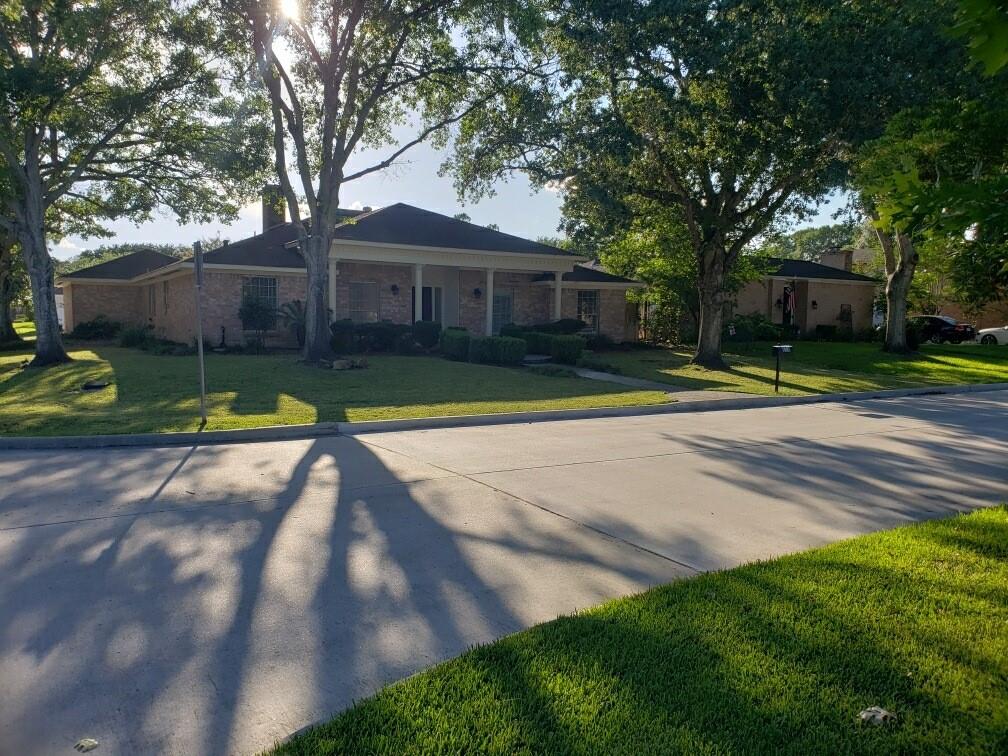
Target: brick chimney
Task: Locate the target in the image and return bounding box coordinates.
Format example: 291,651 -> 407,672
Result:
262,185 -> 286,232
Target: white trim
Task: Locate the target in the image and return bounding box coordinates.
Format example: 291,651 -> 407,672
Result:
200,263 -> 307,276
331,239 -> 587,272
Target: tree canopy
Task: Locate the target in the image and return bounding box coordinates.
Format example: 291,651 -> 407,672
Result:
450,0 -> 965,366
1,0 -> 267,364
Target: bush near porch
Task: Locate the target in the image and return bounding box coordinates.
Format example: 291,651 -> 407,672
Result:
0,344 -> 668,436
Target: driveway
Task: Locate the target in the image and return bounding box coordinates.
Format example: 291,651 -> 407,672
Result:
1,391 -> 1006,754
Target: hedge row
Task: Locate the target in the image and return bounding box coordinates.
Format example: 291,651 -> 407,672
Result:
329,319 -> 443,354
499,324 -> 586,364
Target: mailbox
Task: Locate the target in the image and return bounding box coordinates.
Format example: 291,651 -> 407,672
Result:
771,344 -> 792,392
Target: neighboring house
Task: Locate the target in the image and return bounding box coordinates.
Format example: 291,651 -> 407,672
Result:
732,257 -> 879,334
58,199 -> 643,346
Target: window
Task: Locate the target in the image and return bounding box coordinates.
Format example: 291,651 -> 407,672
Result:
838,303 -> 852,323
349,282 -> 379,322
492,288 -> 513,334
577,290 -> 600,333
148,285 -> 156,317
242,276 -> 278,328
163,281 -> 169,314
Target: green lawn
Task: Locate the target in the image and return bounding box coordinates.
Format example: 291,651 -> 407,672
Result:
272,506 -> 1008,755
0,344 -> 669,436
593,341 -> 1008,396
13,319 -> 36,339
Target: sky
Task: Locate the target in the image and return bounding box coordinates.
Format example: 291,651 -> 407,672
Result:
54,136 -> 849,261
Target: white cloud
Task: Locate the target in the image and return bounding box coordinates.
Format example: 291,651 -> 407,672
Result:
56,239 -> 80,252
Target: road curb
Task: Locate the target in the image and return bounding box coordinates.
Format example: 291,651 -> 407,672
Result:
2,382 -> 1006,450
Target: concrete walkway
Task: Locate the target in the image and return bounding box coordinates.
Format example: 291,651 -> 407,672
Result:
1,391 -> 1005,754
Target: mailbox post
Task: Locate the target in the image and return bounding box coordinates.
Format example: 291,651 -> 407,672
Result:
771,344 -> 792,393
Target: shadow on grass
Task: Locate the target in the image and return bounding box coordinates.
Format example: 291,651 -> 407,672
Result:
277,507 -> 1008,755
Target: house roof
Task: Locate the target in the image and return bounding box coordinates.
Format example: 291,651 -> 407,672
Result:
331,203 -> 578,257
202,223 -> 305,268
768,257 -> 877,283
59,203 -> 578,281
534,263 -> 641,285
60,249 -> 179,280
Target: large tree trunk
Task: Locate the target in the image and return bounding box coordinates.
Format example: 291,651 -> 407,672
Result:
17,177 -> 68,366
302,230 -> 334,363
692,245 -> 728,369
0,238 -> 20,343
876,228 -> 918,353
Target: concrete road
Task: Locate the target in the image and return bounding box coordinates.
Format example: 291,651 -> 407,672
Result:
1,391 -> 1006,755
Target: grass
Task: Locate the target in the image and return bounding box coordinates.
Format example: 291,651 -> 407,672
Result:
271,506 -> 1008,755
13,319 -> 35,339
594,341 -> 1008,396
0,343 -> 668,436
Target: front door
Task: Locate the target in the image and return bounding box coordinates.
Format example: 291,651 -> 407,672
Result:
411,286 -> 443,322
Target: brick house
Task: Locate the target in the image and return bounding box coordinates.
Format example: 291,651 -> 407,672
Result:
731,257 -> 879,334
58,201 -> 643,346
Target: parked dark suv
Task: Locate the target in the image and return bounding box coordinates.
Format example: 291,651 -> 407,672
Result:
911,315 -> 976,344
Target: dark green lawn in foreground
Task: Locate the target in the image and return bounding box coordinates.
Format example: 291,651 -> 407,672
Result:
595,341 -> 1008,396
0,343 -> 667,435
272,506 -> 1008,755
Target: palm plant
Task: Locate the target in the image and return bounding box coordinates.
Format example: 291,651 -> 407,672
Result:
277,299 -> 306,348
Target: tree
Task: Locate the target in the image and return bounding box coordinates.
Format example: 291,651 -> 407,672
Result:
854,72 -> 1008,350
0,230 -> 24,343
0,0 -> 263,365
450,0 -> 964,367
228,0 -> 528,363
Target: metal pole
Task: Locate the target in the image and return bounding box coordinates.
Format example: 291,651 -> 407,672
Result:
775,350 -> 781,393
193,241 -> 207,425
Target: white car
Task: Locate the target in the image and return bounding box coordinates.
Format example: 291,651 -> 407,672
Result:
976,325 -> 1008,345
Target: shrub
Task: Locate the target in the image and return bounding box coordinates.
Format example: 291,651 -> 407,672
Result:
119,324 -> 155,349
585,332 -> 615,350
724,313 -> 780,342
69,315 -> 121,340
550,334 -> 586,364
468,335 -> 526,366
330,319 -> 355,353
499,324 -> 527,338
521,331 -> 556,355
440,327 -> 470,360
277,300 -> 306,348
814,324 -> 839,341
357,321 -> 410,352
531,318 -> 587,335
412,320 -> 442,349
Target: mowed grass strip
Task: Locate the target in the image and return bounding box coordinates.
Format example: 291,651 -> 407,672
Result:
0,344 -> 668,436
271,506 -> 1008,755
596,341 -> 1008,396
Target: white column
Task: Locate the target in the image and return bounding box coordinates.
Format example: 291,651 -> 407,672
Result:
413,263 -> 424,323
553,271 -> 563,321
485,267 -> 495,335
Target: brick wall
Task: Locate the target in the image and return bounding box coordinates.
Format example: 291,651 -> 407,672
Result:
559,287 -> 633,342
330,262 -> 413,323
65,283 -> 144,331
